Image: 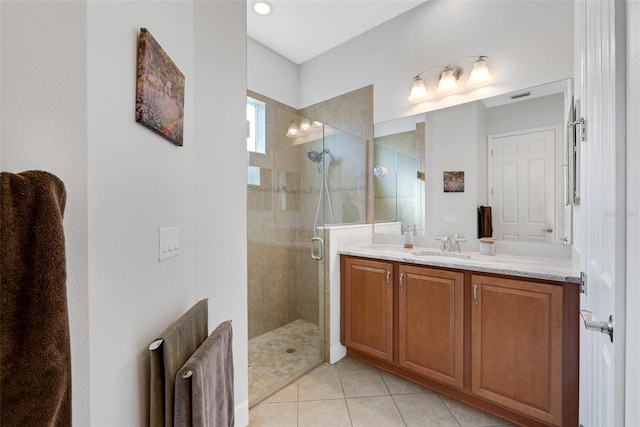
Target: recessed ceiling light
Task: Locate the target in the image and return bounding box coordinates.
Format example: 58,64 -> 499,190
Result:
253,1 -> 273,16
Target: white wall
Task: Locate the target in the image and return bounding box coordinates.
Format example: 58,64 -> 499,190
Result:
425,102 -> 480,238
485,94 -> 565,135
297,0 -> 574,124
3,1 -> 248,426
194,1 -> 249,423
87,2 -> 248,425
87,3 -> 198,425
1,2 -> 90,424
247,37 -> 299,108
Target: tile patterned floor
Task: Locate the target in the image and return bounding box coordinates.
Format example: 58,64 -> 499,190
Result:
249,357 -> 514,427
249,319 -> 323,406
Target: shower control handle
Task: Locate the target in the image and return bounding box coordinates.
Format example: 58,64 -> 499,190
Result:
310,237 -> 324,261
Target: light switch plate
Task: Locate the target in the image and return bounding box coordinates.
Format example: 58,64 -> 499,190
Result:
159,227 -> 180,261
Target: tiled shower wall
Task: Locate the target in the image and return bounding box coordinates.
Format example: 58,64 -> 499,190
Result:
247,86 -> 373,341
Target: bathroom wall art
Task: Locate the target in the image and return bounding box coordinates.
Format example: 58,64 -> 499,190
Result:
443,171 -> 465,192
135,28 -> 185,146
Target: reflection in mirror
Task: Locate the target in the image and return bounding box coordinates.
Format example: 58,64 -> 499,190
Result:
247,166 -> 273,211
277,170 -> 300,211
373,119 -> 425,235
373,79 -> 574,245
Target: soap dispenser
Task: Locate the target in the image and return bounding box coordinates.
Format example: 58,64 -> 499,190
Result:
403,225 -> 414,249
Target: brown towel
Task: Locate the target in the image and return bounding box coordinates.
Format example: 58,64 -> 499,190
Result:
150,299 -> 209,427
1,170 -> 71,426
478,205 -> 493,238
174,321 -> 234,427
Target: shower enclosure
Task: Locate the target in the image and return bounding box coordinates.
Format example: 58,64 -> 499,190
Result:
247,95 -> 366,405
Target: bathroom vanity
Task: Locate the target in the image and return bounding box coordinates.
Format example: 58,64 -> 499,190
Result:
340,244 -> 580,427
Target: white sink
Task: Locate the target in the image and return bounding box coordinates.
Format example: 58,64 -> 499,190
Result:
411,250 -> 471,260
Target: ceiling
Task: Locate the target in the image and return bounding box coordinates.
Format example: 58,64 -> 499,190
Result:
247,0 -> 429,64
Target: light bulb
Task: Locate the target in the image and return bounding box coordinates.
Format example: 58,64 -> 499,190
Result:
300,118 -> 311,131
436,69 -> 458,93
286,121 -> 298,137
408,77 -> 428,102
467,57 -> 492,87
253,1 -> 272,16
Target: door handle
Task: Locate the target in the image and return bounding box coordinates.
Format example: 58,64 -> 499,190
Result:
580,310 -> 614,343
310,237 -> 323,261
541,228 -> 553,233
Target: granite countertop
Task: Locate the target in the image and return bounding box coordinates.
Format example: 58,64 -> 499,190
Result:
340,243 -> 581,284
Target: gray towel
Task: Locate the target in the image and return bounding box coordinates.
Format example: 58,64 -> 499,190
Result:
174,320 -> 234,427
150,299 -> 209,427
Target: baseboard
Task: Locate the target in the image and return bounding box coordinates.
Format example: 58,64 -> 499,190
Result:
329,343 -> 347,364
235,398 -> 249,427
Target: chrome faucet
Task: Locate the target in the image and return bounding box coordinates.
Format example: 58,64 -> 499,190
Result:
435,236 -> 453,251
442,236 -> 453,251
435,234 -> 467,252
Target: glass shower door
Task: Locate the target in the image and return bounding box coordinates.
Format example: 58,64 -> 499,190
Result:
247,99 -> 325,406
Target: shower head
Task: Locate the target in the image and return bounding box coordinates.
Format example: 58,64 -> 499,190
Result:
307,149 -> 329,163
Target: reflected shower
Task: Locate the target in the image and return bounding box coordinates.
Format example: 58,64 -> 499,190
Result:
307,149 -> 329,172
308,147 -> 334,245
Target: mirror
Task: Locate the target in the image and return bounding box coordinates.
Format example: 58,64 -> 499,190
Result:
373,79 -> 574,245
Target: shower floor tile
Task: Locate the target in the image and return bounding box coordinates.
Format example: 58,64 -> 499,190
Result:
249,319 -> 322,406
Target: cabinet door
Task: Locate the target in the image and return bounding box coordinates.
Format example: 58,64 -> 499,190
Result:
344,257 -> 393,362
398,265 -> 464,388
471,275 -> 563,426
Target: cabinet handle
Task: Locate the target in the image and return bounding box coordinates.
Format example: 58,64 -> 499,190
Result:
400,273 -> 404,291
386,271 -> 391,288
473,284 -> 478,304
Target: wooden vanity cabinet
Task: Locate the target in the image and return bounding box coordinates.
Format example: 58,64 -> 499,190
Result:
342,257 -> 394,362
340,255 -> 579,427
398,265 -> 464,388
470,274 -> 563,426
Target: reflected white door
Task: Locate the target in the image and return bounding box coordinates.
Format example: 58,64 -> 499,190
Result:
578,0 -> 625,425
489,126 -> 558,242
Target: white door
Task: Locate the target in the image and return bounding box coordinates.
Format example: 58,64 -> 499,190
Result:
578,0 -> 626,425
626,1 -> 640,423
488,126 -> 559,242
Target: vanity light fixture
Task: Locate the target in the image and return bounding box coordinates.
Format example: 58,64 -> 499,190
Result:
299,117 -> 311,131
408,55 -> 492,103
286,120 -> 298,137
285,117 -> 323,138
253,1 -> 273,16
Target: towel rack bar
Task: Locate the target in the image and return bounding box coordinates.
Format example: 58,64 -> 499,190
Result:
149,339 -> 163,351
148,320 -> 231,352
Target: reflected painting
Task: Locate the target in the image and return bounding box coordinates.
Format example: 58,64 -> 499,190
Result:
135,28 -> 185,146
443,171 -> 465,193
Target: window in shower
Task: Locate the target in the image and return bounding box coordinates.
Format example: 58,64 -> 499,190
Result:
246,97 -> 266,154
